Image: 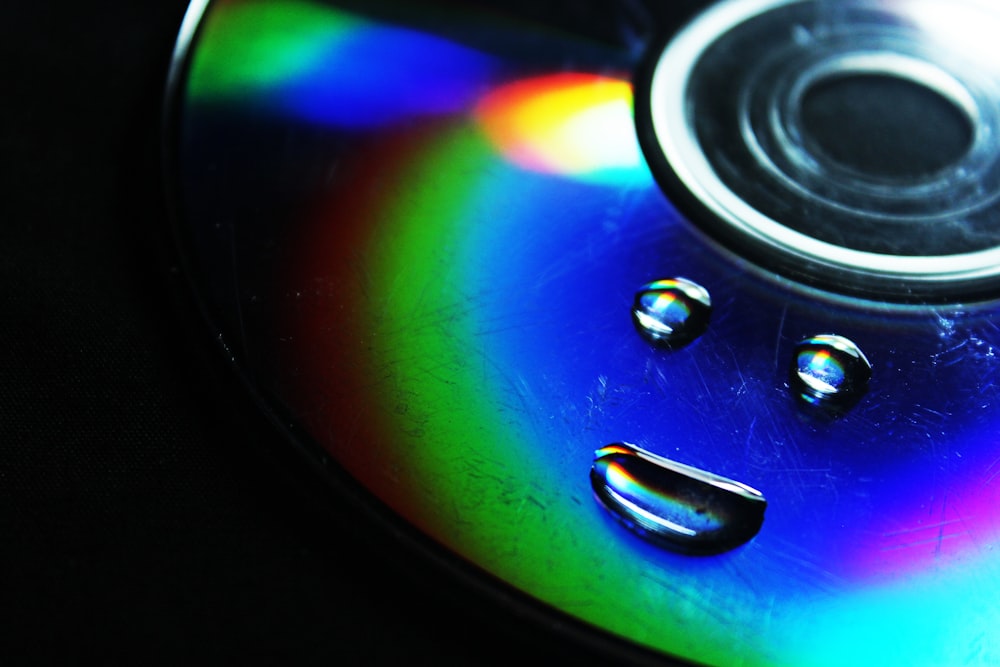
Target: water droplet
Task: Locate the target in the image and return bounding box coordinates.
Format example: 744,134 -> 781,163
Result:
791,23 -> 814,46
791,334 -> 871,408
590,442 -> 766,555
631,278 -> 711,348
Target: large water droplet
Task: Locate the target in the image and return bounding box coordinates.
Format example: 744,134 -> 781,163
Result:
590,443 -> 766,555
631,278 -> 711,348
791,334 -> 872,409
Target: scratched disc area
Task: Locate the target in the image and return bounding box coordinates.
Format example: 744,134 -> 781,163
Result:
166,1 -> 1000,664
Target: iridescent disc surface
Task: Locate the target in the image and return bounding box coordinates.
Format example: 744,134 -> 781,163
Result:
166,1 -> 1000,664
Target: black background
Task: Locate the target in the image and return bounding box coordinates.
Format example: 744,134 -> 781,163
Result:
0,2 -> 677,664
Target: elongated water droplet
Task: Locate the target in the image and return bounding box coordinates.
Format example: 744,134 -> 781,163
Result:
631,277 -> 711,348
791,334 -> 871,409
590,443 -> 766,555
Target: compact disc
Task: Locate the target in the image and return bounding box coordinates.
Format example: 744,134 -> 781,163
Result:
164,1 -> 1000,664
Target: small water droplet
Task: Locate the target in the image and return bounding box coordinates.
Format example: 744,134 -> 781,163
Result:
590,442 -> 766,555
631,278 -> 711,348
791,23 -> 814,46
791,334 -> 871,409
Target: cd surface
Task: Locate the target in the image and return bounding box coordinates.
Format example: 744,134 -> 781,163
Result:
165,1 -> 1000,664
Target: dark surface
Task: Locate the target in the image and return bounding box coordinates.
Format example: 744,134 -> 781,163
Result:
0,3 -> 652,664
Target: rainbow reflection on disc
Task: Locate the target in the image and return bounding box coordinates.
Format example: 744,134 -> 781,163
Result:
168,1 -> 1000,665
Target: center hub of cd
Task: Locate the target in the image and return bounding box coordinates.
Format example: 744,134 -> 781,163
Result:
798,71 -> 973,180
637,0 -> 1000,301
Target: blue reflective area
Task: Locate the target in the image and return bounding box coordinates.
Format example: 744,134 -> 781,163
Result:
281,26 -> 495,127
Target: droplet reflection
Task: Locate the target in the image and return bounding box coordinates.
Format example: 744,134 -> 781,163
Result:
791,334 -> 872,410
631,278 -> 711,348
590,443 -> 766,555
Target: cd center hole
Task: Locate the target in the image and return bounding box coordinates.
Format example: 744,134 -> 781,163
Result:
799,73 -> 973,179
